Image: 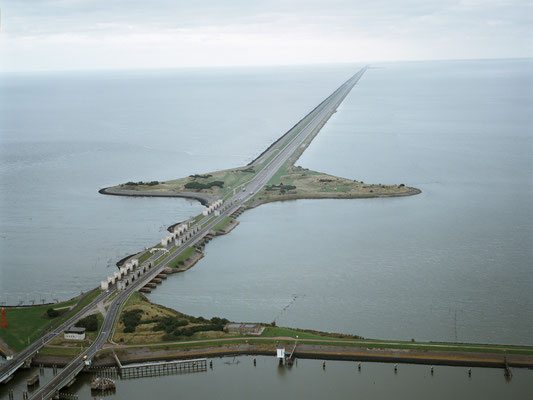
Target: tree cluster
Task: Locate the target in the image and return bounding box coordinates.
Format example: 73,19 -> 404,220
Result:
184,181 -> 224,190
76,314 -> 99,332
122,309 -> 144,333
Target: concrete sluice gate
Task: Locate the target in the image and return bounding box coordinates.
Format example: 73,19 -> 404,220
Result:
100,256 -> 150,291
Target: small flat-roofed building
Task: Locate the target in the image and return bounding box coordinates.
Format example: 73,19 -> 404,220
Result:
224,323 -> 263,336
64,327 -> 86,340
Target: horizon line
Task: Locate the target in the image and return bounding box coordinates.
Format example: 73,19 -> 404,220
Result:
1,56 -> 531,74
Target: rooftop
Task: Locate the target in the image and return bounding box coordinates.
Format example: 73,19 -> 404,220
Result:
65,327 -> 86,333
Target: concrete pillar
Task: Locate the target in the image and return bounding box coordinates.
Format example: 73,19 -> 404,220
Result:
100,281 -> 109,290
132,259 -> 139,267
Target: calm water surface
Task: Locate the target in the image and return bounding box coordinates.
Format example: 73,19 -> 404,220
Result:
149,59 -> 533,345
63,356 -> 532,400
0,60 -> 531,398
0,64 -> 356,301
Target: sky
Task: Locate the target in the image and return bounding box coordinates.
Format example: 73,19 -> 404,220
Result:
0,0 -> 532,71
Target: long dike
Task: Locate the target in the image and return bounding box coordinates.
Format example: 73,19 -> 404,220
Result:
17,68 -> 368,400
35,341 -> 533,370
5,67 -> 530,399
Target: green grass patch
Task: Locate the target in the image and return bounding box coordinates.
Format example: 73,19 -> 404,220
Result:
167,247 -> 197,268
0,289 -> 101,352
154,246 -> 178,266
201,215 -> 218,229
266,161 -> 291,186
138,251 -> 153,264
213,217 -> 234,232
40,346 -> 83,357
192,214 -> 206,225
261,326 -> 331,340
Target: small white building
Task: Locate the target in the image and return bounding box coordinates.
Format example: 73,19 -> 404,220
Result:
64,327 -> 86,340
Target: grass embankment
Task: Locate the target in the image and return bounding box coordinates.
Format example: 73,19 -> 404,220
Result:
112,293 -> 234,345
112,162 -> 417,209
138,251 -> 153,264
0,289 -> 102,352
213,217 -> 234,232
109,295 -> 533,358
251,164 -> 418,204
166,247 -> 197,269
114,166 -> 257,199
153,246 -> 178,266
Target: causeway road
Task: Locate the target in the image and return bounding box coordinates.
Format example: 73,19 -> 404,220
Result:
28,66 -> 367,399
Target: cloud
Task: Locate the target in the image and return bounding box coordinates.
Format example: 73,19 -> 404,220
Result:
0,0 -> 531,71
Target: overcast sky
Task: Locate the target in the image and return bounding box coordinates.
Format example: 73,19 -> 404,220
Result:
1,0 -> 531,71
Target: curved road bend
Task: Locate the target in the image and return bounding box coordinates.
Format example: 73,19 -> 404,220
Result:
29,66 -> 367,399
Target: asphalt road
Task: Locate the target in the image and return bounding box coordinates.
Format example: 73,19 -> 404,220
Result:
0,290 -> 110,383
26,66 -> 367,399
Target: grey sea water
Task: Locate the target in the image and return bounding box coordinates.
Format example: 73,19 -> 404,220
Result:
148,59 -> 533,346
1,60 -> 532,347
1,60 -> 532,399
0,64 -> 355,301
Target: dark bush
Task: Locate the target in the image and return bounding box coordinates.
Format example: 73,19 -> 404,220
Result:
152,316 -> 188,332
184,181 -> 224,190
122,309 -> 143,333
189,174 -> 213,179
172,323 -> 224,338
76,314 -> 98,332
46,308 -> 59,318
210,317 -> 229,326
